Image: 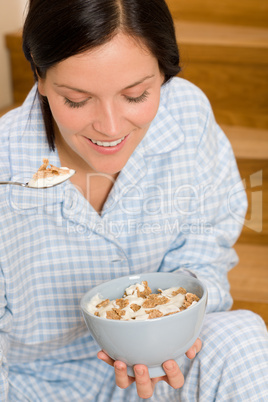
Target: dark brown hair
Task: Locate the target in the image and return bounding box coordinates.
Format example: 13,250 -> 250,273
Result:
23,0 -> 181,151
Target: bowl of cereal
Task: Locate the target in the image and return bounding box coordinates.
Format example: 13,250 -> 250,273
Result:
80,272 -> 207,378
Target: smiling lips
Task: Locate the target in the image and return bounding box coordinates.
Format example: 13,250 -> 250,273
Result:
85,134 -> 129,155
90,136 -> 126,147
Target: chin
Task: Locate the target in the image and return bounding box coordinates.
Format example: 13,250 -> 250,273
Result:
88,163 -> 124,176
88,157 -> 129,176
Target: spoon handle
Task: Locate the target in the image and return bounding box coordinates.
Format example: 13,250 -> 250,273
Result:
0,181 -> 27,187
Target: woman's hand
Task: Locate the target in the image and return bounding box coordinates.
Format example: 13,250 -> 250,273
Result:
97,338 -> 202,399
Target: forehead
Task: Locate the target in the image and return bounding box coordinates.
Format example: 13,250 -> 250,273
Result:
74,33 -> 153,60
48,33 -> 159,90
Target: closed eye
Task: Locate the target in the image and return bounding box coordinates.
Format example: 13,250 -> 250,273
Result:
64,90 -> 150,108
64,98 -> 89,108
125,90 -> 149,104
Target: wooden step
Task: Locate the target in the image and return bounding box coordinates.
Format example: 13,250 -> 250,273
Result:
175,21 -> 268,129
166,0 -> 268,28
175,21 -> 268,64
230,243 -> 268,324
222,125 -> 268,160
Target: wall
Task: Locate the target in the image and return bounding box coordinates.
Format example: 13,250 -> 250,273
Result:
0,0 -> 28,108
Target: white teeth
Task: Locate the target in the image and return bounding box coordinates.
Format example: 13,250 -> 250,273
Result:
91,137 -> 125,147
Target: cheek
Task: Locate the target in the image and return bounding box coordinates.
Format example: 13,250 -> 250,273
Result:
49,99 -> 86,135
131,97 -> 161,128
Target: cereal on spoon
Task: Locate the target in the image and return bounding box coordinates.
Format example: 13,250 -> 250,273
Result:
28,158 -> 75,188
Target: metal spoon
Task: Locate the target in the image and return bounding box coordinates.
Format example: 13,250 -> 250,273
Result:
0,169 -> 76,189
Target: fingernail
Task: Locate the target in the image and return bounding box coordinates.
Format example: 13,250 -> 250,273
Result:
164,362 -> 174,371
115,364 -> 124,371
135,367 -> 144,376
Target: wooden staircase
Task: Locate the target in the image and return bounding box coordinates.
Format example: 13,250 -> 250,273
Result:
1,0 -> 268,323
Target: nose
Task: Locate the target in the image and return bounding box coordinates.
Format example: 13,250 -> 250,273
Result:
92,100 -> 123,138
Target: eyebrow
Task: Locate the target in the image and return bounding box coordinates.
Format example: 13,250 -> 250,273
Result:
54,75 -> 155,94
124,75 -> 155,89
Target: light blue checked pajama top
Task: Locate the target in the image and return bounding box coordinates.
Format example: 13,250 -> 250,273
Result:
0,78 -> 267,401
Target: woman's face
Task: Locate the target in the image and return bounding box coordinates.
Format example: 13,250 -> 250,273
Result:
38,33 -> 164,175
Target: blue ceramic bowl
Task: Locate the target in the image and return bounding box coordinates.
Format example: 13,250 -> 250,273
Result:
80,272 -> 207,378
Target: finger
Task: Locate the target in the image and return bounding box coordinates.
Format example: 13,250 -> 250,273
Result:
162,360 -> 184,389
185,338 -> 202,359
97,350 -> 115,367
114,361 -> 135,389
134,365 -> 154,399
195,337 -> 202,353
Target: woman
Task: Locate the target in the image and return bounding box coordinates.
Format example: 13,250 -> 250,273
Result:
0,0 -> 267,400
